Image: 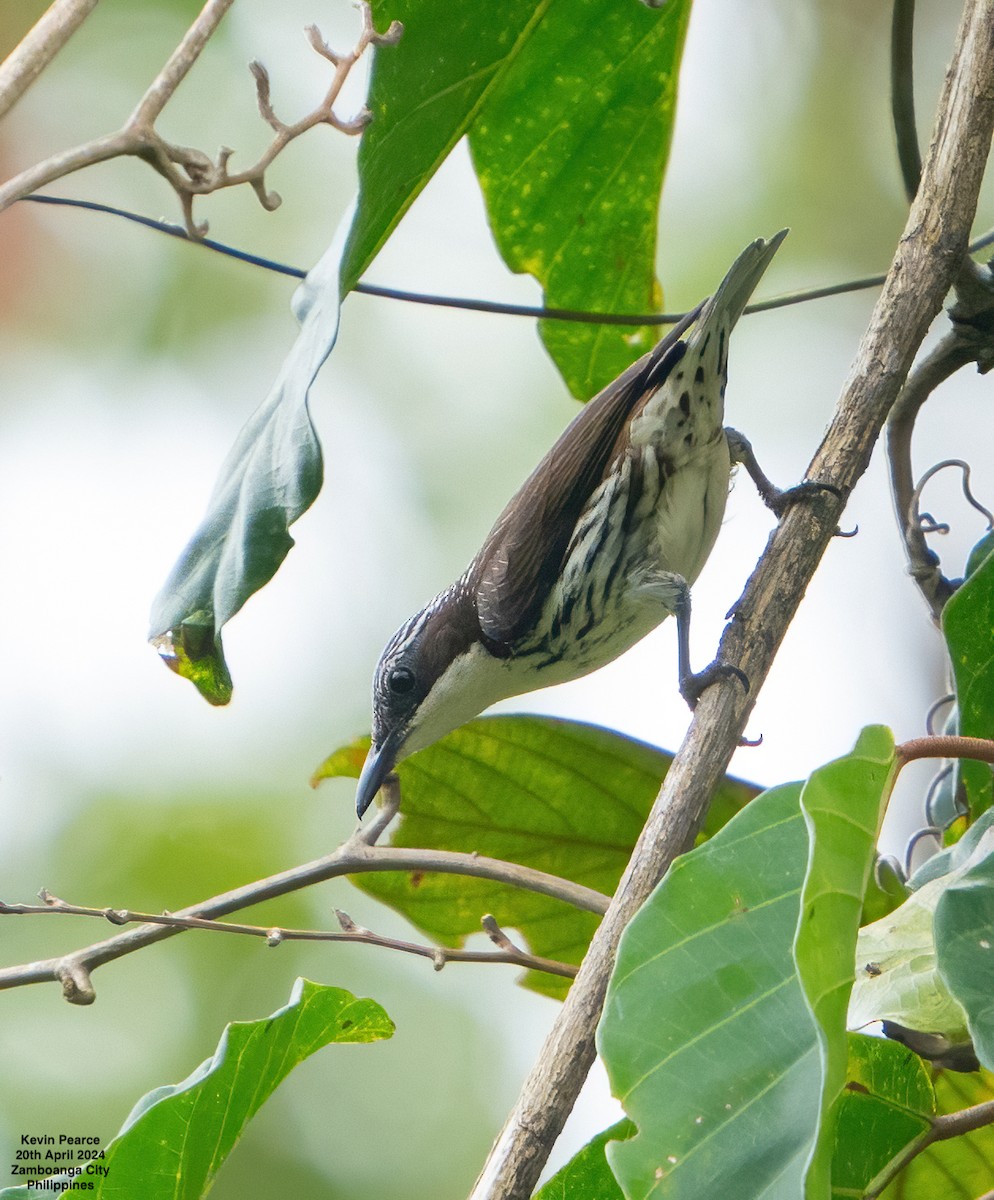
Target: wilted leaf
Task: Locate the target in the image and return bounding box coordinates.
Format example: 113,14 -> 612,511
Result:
149,216 -> 350,703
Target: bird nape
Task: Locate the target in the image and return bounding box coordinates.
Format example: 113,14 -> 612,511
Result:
356,231 -> 789,817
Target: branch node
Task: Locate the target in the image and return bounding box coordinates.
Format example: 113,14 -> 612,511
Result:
334,908 -> 358,933
55,959 -> 95,1006
266,928 -> 284,947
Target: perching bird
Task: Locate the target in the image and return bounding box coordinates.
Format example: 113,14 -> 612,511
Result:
356,231 -> 794,817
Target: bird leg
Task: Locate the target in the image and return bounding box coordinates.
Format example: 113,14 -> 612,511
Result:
674,582 -> 749,708
725,427 -> 840,517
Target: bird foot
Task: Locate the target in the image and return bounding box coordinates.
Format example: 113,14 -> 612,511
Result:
762,479 -> 840,519
679,660 -> 750,709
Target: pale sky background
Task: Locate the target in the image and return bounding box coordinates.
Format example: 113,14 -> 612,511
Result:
0,0 -> 990,1195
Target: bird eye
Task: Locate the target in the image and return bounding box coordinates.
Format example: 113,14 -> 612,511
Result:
388,667 -> 416,695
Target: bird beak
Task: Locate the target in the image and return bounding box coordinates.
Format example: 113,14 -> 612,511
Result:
355,727 -> 405,817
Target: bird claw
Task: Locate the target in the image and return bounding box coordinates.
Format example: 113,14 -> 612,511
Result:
679,660 -> 750,709
764,479 -> 840,519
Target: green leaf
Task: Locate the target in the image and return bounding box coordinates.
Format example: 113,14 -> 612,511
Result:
534,1120 -> 634,1200
598,730 -> 896,1200
0,980 -> 393,1200
148,219 -> 349,704
849,873 -> 973,1052
795,726 -> 896,1198
831,1035 -> 932,1198
340,0 -> 551,292
942,541 -> 994,817
314,715 -> 758,999
935,836 -> 994,1070
599,781 -> 821,1200
469,0 -> 692,398
343,0 -> 692,397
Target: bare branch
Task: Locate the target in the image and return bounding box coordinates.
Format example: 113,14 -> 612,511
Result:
0,1 -> 397,234
127,0 -> 235,128
0,895 -> 577,981
0,0 -> 100,120
0,812 -> 607,1001
470,4 -> 994,1196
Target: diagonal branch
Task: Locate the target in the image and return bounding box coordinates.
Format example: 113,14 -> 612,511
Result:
468,2 -> 994,1196
0,783 -> 607,1005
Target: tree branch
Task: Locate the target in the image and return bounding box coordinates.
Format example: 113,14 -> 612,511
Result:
0,1 -> 398,235
469,3 -> 994,1196
0,784 -> 606,1005
0,894 -> 578,982
0,0 -> 99,120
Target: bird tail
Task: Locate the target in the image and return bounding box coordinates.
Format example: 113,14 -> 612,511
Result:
692,229 -> 788,341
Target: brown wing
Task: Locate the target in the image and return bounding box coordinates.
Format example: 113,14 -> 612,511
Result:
470,305 -> 701,650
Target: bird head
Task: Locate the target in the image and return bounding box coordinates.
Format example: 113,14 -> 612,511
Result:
355,585 -> 516,816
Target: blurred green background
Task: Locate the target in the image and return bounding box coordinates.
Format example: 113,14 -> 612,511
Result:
0,1 -> 990,1196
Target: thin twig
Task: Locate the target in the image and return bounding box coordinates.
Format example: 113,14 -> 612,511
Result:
892,0 -> 923,200
0,816 -> 607,1003
0,894 -> 577,981
0,0 -> 100,120
0,2 -> 397,235
469,5 -> 994,1196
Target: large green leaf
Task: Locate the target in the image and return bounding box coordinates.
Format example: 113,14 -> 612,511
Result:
599,730 -> 897,1200
314,715 -> 758,999
148,220 -> 348,703
343,0 -> 692,397
599,781 -> 820,1200
795,726 -> 896,1197
534,1120 -> 634,1200
942,537 -> 994,818
340,0 -> 547,292
0,980 -> 393,1199
469,0 -> 692,398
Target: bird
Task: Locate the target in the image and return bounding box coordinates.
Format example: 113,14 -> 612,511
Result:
356,231 -> 796,817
